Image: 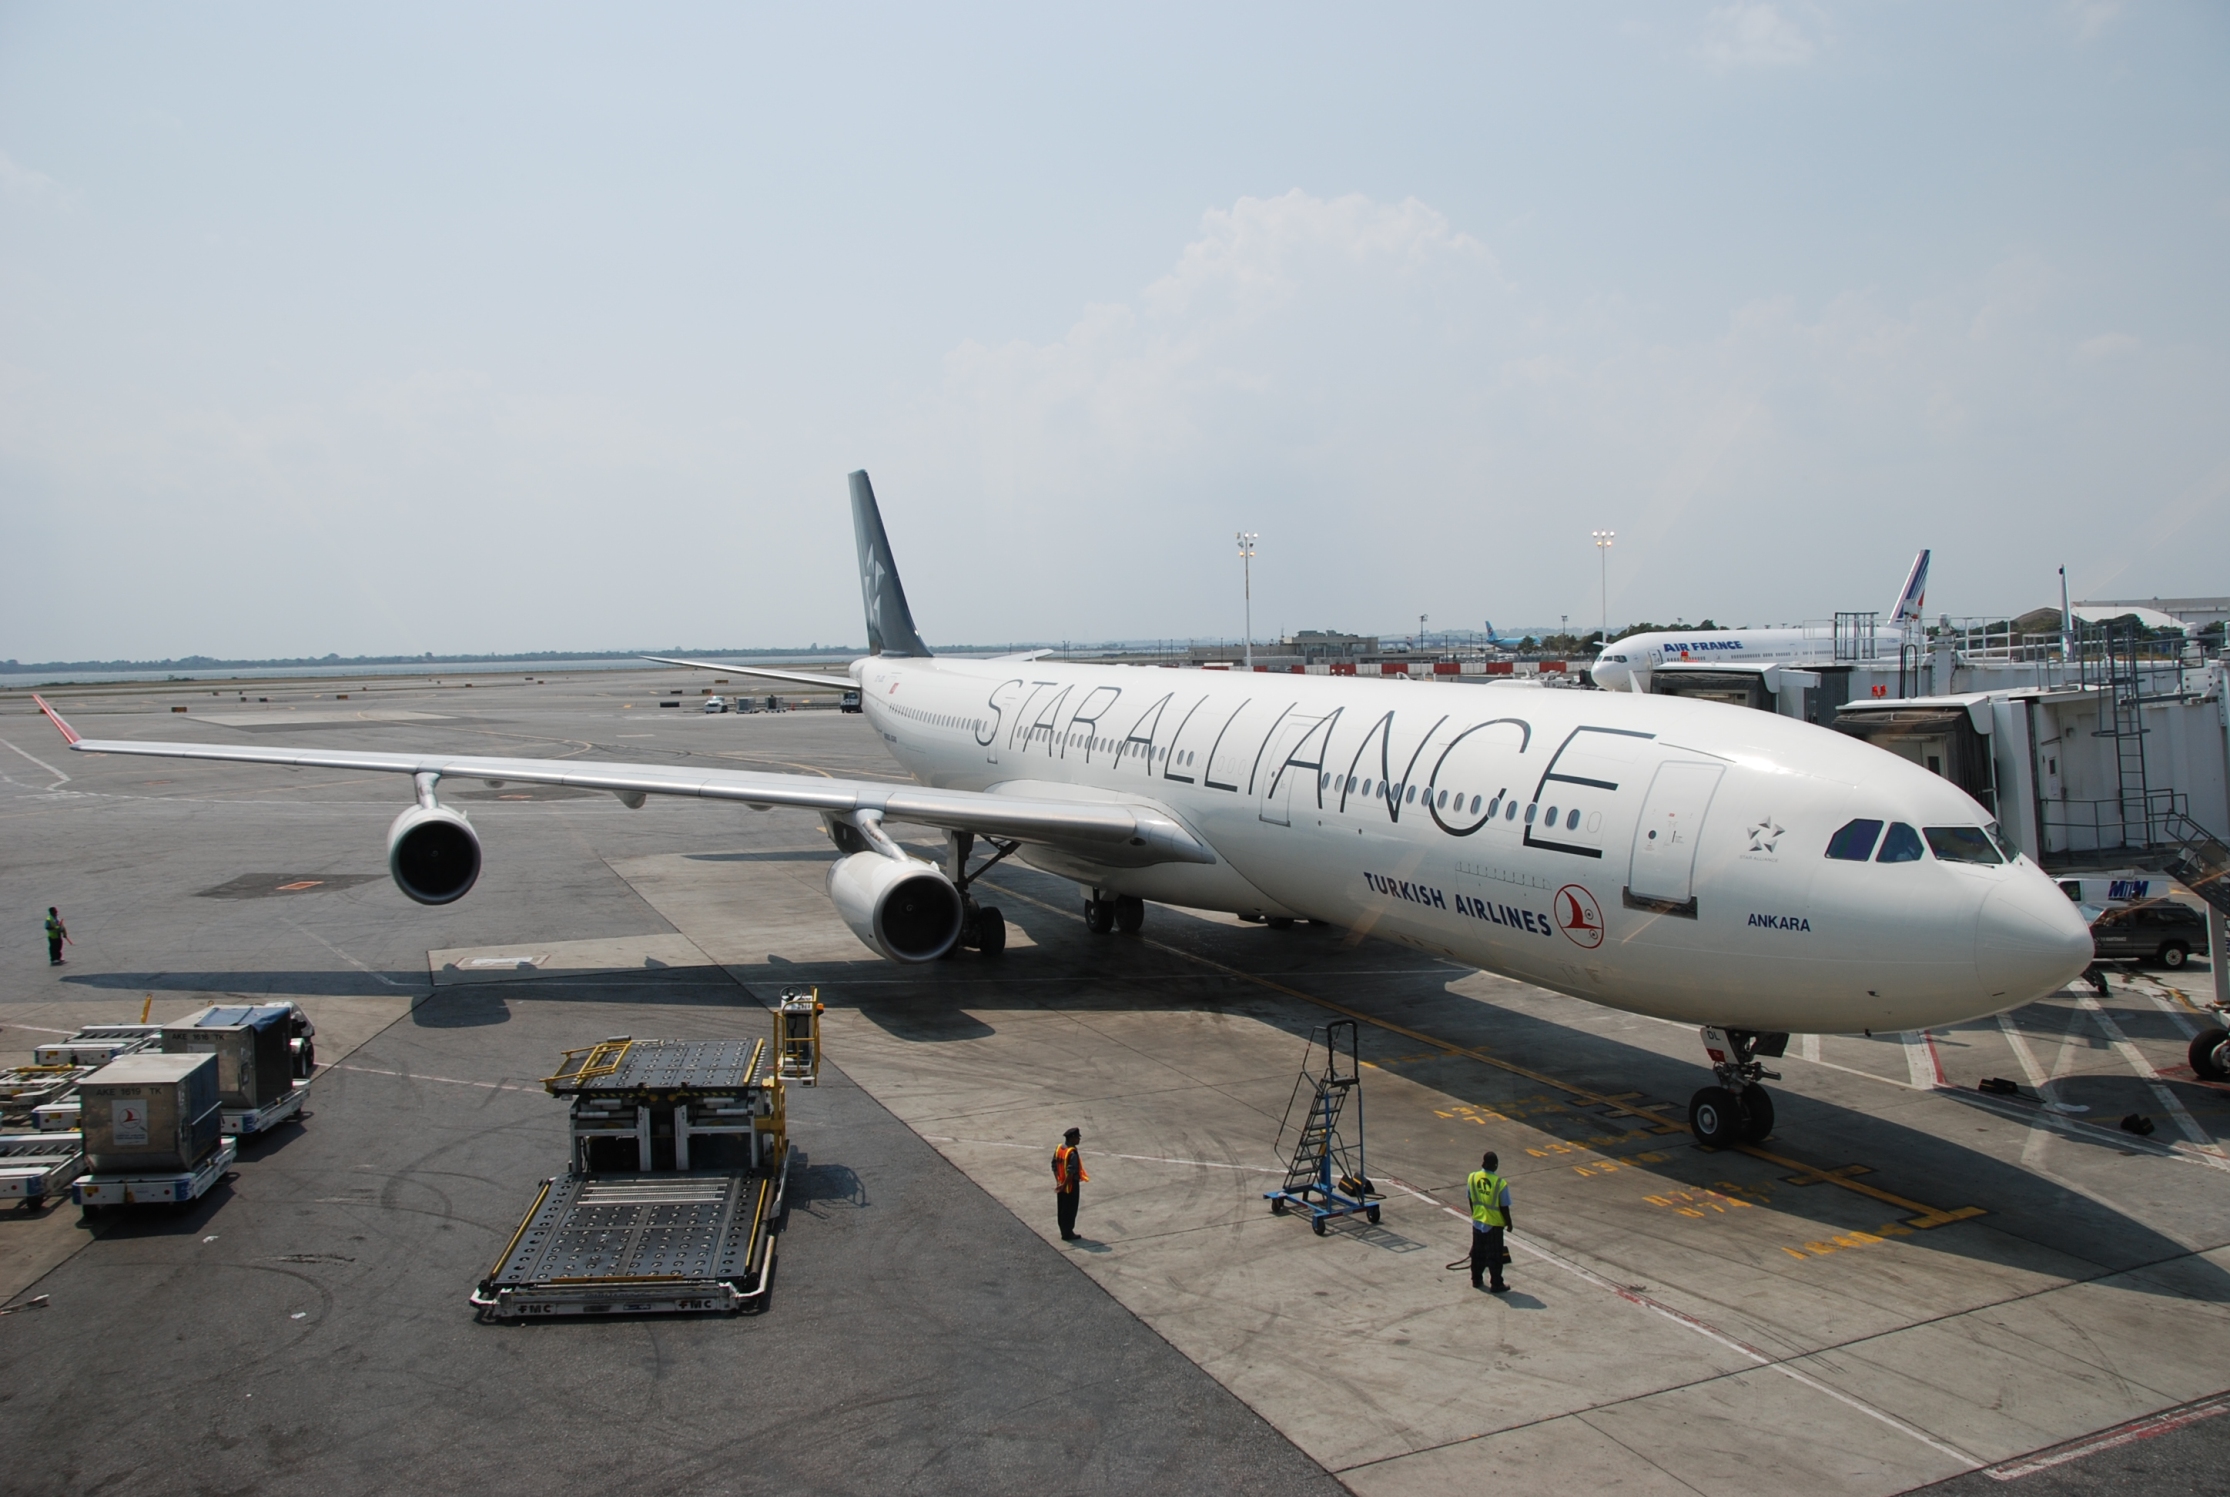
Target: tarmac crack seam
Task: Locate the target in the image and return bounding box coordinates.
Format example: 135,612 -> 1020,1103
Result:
978,878 -> 1986,1228
333,1064 -> 541,1094
1363,1173 -> 1988,1474
920,1135 -> 1285,1174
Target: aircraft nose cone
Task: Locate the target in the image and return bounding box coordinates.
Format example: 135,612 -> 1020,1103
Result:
1975,876 -> 2094,1003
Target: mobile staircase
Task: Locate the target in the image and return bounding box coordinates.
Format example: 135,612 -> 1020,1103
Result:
1264,1020 -> 1381,1235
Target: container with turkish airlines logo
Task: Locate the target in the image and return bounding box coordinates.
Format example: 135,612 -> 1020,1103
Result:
78,1053 -> 223,1173
1556,885 -> 1605,949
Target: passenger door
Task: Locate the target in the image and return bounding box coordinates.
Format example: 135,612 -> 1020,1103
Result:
1625,760 -> 1724,917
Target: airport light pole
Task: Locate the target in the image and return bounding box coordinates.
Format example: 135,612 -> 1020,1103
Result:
1236,532 -> 1258,669
1592,530 -> 1615,642
1419,613 -> 1428,652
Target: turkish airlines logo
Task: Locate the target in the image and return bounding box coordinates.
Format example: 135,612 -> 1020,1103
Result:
1556,884 -> 1604,949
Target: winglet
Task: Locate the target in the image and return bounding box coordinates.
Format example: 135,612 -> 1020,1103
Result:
31,694 -> 81,747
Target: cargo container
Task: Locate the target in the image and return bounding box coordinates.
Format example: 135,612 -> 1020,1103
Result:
78,1053 -> 222,1174
162,1005 -> 296,1110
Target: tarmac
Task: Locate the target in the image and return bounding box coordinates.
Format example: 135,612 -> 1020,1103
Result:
4,668 -> 2228,1496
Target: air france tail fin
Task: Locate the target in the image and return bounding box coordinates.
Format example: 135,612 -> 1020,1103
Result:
1888,549 -> 1930,629
849,471 -> 931,658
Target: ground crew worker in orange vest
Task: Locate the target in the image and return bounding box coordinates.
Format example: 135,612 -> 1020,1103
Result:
1052,1126 -> 1089,1241
1468,1150 -> 1512,1293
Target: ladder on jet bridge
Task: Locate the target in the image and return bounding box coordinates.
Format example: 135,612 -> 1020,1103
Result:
1265,1020 -> 1380,1235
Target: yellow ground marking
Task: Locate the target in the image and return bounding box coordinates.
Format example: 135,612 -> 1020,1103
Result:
983,878 -> 1986,1229
1742,1143 -> 1985,1229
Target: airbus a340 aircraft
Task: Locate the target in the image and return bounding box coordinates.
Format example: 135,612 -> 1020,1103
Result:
1590,549 -> 1932,692
35,481 -> 2089,1146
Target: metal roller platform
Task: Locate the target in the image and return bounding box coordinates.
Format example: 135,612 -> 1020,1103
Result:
471,1028 -> 798,1320
0,1131 -> 86,1204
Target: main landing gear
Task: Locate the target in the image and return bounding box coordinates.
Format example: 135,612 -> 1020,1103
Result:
1688,1026 -> 1787,1147
1083,892 -> 1145,935
944,831 -> 1017,958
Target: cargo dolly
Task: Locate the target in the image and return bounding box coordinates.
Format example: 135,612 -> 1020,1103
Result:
0,1131 -> 86,1206
71,1052 -> 236,1215
472,1029 -> 796,1320
1265,1020 -> 1382,1234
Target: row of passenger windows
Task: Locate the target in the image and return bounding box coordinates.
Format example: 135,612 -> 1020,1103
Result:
1825,818 -> 2008,865
1307,774 -> 1585,831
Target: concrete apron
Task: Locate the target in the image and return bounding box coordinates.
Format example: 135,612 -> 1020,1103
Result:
607,844 -> 2230,1497
0,990 -> 417,1307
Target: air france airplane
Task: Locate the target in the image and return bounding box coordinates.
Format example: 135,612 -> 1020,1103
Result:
1590,550 -> 1931,693
34,485 -> 2087,1146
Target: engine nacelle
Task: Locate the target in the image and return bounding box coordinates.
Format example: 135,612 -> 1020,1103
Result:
388,803 -> 483,906
826,851 -> 963,963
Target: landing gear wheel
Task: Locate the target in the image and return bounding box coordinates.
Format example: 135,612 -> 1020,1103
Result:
1114,896 -> 1144,934
2161,942 -> 2190,970
1366,1205 -> 1381,1225
1689,1086 -> 1745,1148
2189,1025 -> 2229,1082
1312,1215 -> 1327,1236
1083,898 -> 1114,934
1265,916 -> 1295,931
976,907 -> 1007,956
1739,1084 -> 1775,1142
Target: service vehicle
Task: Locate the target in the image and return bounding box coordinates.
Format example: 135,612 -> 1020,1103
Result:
2090,900 -> 2209,969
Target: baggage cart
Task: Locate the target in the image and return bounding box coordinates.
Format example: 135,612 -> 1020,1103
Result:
79,1053 -> 223,1175
74,1136 -> 237,1212
0,1132 -> 86,1205
224,1084 -> 306,1138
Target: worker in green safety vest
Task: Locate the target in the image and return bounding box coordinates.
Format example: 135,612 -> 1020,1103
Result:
1467,1151 -> 1512,1293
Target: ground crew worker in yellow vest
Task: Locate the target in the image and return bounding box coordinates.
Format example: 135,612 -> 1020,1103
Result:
44,907 -> 69,967
1052,1127 -> 1090,1241
1467,1151 -> 1512,1293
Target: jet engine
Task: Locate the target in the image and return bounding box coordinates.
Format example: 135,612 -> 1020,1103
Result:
388,804 -> 483,906
826,851 -> 964,963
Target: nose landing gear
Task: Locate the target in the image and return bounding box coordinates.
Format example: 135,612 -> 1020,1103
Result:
1689,1026 -> 1787,1147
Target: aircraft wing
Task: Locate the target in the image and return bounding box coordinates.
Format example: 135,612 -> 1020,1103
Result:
640,655 -> 857,692
30,695 -> 1212,866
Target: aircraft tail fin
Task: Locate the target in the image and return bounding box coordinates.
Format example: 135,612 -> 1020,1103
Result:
1889,550 -> 1930,628
849,470 -> 931,658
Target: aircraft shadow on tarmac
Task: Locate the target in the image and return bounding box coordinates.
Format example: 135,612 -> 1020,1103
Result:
741,866 -> 2230,1306
65,969 -> 429,999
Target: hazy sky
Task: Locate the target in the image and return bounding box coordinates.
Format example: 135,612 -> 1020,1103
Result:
2,3 -> 2224,660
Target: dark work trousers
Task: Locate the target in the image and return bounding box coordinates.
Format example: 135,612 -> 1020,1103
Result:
1470,1225 -> 1507,1288
47,938 -> 63,965
1056,1189 -> 1080,1239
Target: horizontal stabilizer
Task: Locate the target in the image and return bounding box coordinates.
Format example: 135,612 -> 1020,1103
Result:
640,656 -> 856,691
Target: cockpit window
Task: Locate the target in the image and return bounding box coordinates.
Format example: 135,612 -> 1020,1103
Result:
1925,826 -> 2004,865
1825,819 -> 1883,861
1876,823 -> 1925,863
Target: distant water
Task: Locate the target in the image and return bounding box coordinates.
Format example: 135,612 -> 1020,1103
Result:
0,656 -> 851,690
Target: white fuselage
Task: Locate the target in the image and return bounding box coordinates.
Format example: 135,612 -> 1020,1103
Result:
1590,625 -> 1920,692
849,655 -> 2091,1036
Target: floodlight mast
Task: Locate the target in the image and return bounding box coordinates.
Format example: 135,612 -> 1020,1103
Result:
1592,530 -> 1616,641
1236,531 -> 1259,669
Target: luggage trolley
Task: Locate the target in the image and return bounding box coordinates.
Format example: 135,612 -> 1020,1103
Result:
472,1029 -> 797,1320
1264,1020 -> 1382,1234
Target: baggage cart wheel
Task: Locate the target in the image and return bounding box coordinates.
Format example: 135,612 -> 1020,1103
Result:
1270,1196 -> 1287,1214
2190,1025 -> 2229,1082
1366,1205 -> 1381,1224
1312,1215 -> 1327,1236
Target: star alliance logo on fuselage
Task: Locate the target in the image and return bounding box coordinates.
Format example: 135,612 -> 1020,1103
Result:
1746,816 -> 1785,854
